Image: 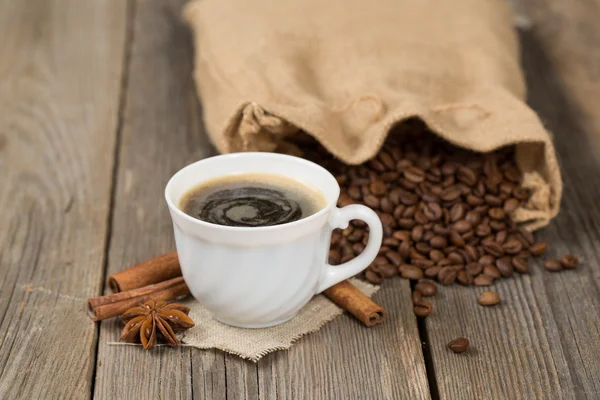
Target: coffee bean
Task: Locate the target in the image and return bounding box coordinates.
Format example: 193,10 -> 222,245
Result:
504,167 -> 521,183
414,259 -> 435,269
369,179 -> 387,196
476,223 -> 492,237
457,166 -> 478,186
483,265 -> 501,279
329,249 -> 341,265
373,256 -> 389,266
449,203 -> 466,222
411,249 -> 427,261
560,254 -> 579,269
457,271 -> 473,286
400,264 -> 424,280
398,241 -> 411,260
385,251 -> 403,266
544,259 -> 562,272
441,162 -> 458,176
483,241 -> 504,258
396,188 -> 419,205
403,205 -> 417,218
518,227 -> 535,245
353,242 -> 365,254
365,269 -> 383,284
465,245 -> 479,260
414,300 -> 433,317
411,225 -> 425,242
433,224 -> 450,236
378,263 -> 398,278
488,208 -> 505,220
396,159 -> 413,172
529,242 -> 548,256
447,252 -> 464,265
441,187 -> 462,202
379,197 -> 394,213
438,267 -> 458,285
423,266 -> 440,279
383,238 -> 400,247
489,220 -> 506,232
415,281 -> 438,297
503,198 -> 519,213
478,291 -> 501,306
512,257 -> 529,273
447,337 -> 469,353
465,262 -> 483,276
348,186 -> 362,200
496,256 -> 514,277
398,218 -> 416,229
338,193 -> 353,207
429,249 -> 445,262
513,188 -> 529,200
466,194 -> 485,206
379,151 -> 396,170
430,235 -> 448,249
393,230 -> 410,242
412,290 -> 423,305
449,230 -> 466,247
478,255 -> 494,266
473,274 -> 493,286
453,220 -> 472,234
404,166 -> 426,183
423,202 -> 443,221
495,230 -> 508,244
364,194 -> 380,209
502,239 -> 523,254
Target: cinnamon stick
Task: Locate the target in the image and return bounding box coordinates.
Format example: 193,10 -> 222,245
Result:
323,280 -> 387,327
102,252 -> 387,327
87,277 -> 190,321
107,251 -> 181,293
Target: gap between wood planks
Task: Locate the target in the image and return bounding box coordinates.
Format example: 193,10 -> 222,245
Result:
90,0 -> 137,398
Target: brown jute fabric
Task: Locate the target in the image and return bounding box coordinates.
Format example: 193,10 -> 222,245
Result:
108,278 -> 378,362
183,0 -> 562,230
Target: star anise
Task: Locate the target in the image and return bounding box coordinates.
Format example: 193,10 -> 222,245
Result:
120,300 -> 195,350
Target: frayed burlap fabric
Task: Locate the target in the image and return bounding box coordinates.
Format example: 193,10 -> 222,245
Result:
109,278 -> 378,361
183,0 -> 561,230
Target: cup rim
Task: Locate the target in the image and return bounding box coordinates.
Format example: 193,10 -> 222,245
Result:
164,152 -> 340,232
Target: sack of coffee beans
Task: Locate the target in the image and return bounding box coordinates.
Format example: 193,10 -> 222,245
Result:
183,0 -> 562,230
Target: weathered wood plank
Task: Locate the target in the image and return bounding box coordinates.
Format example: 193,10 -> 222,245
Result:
258,278 -> 431,400
93,1 -> 223,399
423,3 -> 600,398
0,0 -> 127,398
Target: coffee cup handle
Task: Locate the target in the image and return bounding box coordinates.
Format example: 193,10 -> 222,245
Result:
316,204 -> 383,293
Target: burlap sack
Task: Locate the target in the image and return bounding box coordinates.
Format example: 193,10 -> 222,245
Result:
183,0 -> 562,230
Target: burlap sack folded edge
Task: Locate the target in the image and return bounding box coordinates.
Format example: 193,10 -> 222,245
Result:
183,3 -> 562,232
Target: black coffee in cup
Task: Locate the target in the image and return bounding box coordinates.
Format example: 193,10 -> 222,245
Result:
180,173 -> 326,227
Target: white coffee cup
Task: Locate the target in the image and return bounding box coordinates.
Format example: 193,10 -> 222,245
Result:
165,153 -> 383,328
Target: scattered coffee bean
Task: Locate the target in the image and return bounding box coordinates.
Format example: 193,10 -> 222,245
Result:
414,300 -> 433,317
544,259 -> 563,272
529,242 -> 548,256
400,264 -> 424,280
424,266 -> 442,279
385,251 -> 403,266
378,263 -> 398,278
447,337 -> 469,353
478,291 -> 501,306
512,257 -> 529,274
496,256 -> 514,277
365,269 -> 384,284
483,265 -> 501,280
415,281 -> 438,297
473,274 -> 493,286
465,262 -> 483,276
560,254 -> 579,269
438,267 -> 458,285
412,290 -> 423,305
457,271 -> 474,286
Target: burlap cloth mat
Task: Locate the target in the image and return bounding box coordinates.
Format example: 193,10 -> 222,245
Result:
109,278 -> 378,361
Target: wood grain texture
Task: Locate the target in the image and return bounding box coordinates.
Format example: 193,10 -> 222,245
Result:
92,1 -> 220,399
422,8 -> 600,399
0,0 -> 127,398
258,279 -> 431,400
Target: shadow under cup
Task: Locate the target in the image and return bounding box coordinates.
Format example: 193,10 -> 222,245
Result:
165,152 -> 341,328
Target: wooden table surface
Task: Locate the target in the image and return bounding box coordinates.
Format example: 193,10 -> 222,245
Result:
1,0 -> 599,399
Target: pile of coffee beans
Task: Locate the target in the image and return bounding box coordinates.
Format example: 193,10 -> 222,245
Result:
294,119 -> 580,317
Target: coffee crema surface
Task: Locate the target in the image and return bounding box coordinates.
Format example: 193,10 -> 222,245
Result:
180,173 -> 326,227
